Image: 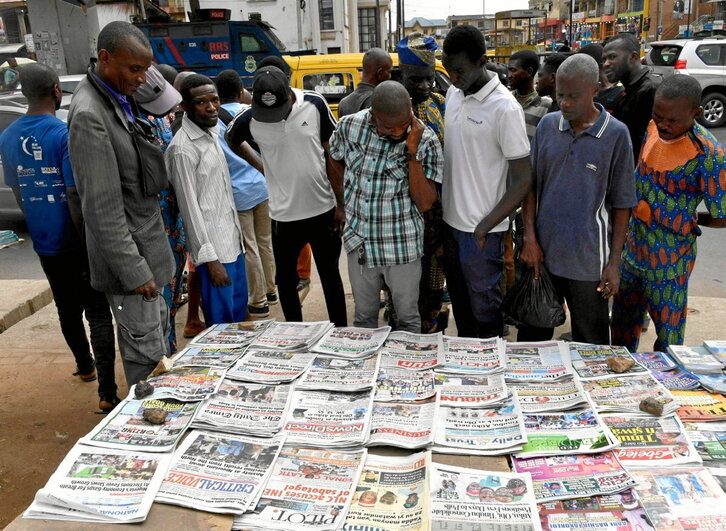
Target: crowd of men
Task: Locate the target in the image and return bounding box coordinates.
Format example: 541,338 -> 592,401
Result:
2,21 -> 724,413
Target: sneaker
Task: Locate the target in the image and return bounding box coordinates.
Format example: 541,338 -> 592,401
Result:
73,368 -> 97,382
249,304 -> 270,318
266,291 -> 279,305
297,278 -> 311,292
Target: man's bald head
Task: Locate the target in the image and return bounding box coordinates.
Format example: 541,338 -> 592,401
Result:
361,48 -> 393,85
371,80 -> 411,116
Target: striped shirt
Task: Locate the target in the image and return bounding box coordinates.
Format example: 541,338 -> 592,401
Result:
532,105 -> 636,281
329,109 -> 444,267
166,115 -> 243,266
511,89 -> 552,140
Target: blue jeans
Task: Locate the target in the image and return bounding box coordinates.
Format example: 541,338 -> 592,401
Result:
443,224 -> 504,338
197,253 -> 248,325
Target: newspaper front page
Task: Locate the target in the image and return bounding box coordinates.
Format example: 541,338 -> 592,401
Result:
651,367 -> 701,391
379,331 -> 443,371
683,421 -> 726,464
430,462 -> 541,531
80,397 -> 199,452
512,378 -> 588,413
375,367 -> 436,402
252,321 -> 334,351
631,351 -> 677,371
283,390 -> 374,447
172,345 -> 247,369
234,446 -> 366,531
190,320 -> 273,348
311,326 -> 391,358
512,452 -> 637,502
298,354 -> 380,391
226,349 -> 316,383
567,343 -> 648,380
504,341 -> 570,382
343,452 -> 430,531
581,374 -> 678,415
155,430 -> 285,513
434,373 -> 508,408
368,397 -> 438,448
143,366 -> 226,401
24,443 -> 173,524
192,379 -> 292,436
439,336 -> 506,375
672,390 -> 726,421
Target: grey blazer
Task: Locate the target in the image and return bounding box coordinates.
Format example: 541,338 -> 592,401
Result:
68,71 -> 174,294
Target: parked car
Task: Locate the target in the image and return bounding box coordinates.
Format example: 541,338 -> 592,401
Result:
644,37 -> 726,127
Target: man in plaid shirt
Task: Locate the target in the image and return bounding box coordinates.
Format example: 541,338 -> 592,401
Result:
329,81 -> 444,332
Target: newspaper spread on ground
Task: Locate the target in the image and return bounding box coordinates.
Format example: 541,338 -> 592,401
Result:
581,374 -> 678,415
191,379 -> 292,436
283,390 -> 374,448
155,430 -> 285,513
375,367 -> 436,401
630,467 -> 726,529
512,452 -> 637,503
233,446 -> 366,531
667,344 -> 724,374
226,349 -> 316,384
517,406 -> 620,458
142,366 -> 226,402
504,341 -> 570,382
379,331 -> 443,371
631,351 -> 677,371
343,451 -> 429,531
673,390 -> 726,422
567,343 -> 648,380
367,396 -> 437,449
24,443 -> 173,524
433,392 -> 527,455
683,422 -> 726,464
651,367 -> 701,390
297,354 -> 380,391
601,414 -> 702,468
430,462 -> 541,531
697,373 -> 726,394
311,326 -> 391,358
172,345 -> 247,369
512,377 -> 588,413
252,321 -> 334,351
439,335 -> 506,375
434,373 -> 508,408
537,489 -> 654,531
190,320 -> 274,348
79,397 -> 199,452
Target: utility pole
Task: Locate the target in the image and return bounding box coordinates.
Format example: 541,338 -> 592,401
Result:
568,1 -> 574,46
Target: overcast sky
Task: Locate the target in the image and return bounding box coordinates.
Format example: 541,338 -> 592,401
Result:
393,0 -> 531,21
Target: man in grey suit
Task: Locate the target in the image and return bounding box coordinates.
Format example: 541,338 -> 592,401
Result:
68,21 -> 174,392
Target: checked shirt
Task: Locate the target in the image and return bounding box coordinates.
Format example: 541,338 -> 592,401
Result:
329,109 -> 443,267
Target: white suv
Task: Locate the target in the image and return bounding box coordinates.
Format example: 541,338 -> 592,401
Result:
645,37 -> 726,127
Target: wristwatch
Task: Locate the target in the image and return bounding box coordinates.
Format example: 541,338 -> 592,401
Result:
405,151 -> 422,162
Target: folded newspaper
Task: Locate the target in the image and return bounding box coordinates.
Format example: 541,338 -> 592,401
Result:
367,397 -> 438,449
311,326 -> 390,358
283,390 -> 374,448
504,341 -> 570,382
379,331 -> 443,371
343,451 -> 430,531
601,414 -> 702,468
375,367 -> 436,402
673,390 -> 726,422
581,373 -> 678,415
252,321 -> 334,351
434,372 -> 508,408
190,320 -> 274,348
191,379 -> 293,436
429,462 -> 542,530
79,397 -> 199,452
24,443 -> 173,523
567,343 -> 648,380
143,366 -> 226,402
683,422 -> 726,464
650,367 -> 701,390
438,335 -> 506,375
667,344 -> 724,374
297,354 -> 380,391
512,451 -> 637,503
155,430 -> 286,514
233,446 -> 366,531
226,348 -> 316,384
172,345 -> 247,369
512,377 -> 588,413
630,351 -> 677,371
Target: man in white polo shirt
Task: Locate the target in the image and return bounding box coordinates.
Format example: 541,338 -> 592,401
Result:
441,25 -> 533,338
225,66 -> 347,326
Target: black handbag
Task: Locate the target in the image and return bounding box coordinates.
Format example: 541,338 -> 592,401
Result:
131,117 -> 168,197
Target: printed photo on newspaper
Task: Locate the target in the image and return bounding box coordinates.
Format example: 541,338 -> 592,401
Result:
143,366 -> 226,402
567,343 -> 648,380
190,320 -> 274,348
226,349 -> 316,384
375,367 -> 436,402
172,345 -> 247,369
379,331 -> 443,371
297,354 -> 380,391
311,326 -> 390,358
434,373 -> 508,408
504,341 -> 570,382
252,321 -> 334,351
368,397 -> 438,449
439,336 -> 505,375
581,374 -> 678,415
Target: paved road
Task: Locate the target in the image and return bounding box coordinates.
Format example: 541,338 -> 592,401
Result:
2,127 -> 726,296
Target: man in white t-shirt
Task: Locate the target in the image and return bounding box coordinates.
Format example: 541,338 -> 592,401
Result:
441,25 -> 533,338
225,66 -> 347,326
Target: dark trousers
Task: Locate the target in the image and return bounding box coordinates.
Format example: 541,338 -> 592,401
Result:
271,208 -> 347,326
442,224 -> 504,338
517,273 -> 610,344
38,252 -> 117,399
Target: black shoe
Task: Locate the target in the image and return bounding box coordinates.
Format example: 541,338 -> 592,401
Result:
249,304 -> 271,318
98,395 -> 121,414
266,292 -> 278,305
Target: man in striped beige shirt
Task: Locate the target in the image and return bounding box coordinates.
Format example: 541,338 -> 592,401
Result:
166,74 -> 247,325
